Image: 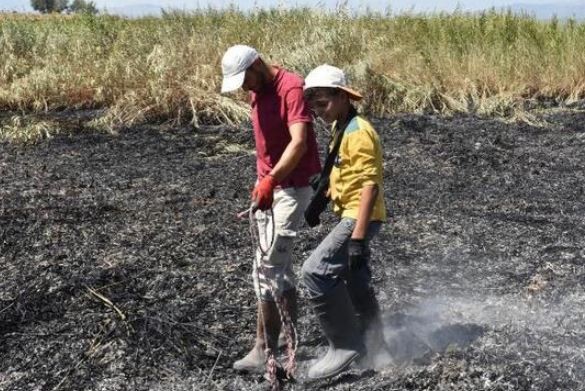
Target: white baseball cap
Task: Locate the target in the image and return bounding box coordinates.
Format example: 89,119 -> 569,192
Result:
304,64 -> 363,101
220,45 -> 259,93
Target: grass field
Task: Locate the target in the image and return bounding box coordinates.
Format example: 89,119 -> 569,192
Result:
1,9 -> 585,136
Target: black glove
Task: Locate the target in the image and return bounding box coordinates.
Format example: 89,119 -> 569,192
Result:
348,239 -> 366,271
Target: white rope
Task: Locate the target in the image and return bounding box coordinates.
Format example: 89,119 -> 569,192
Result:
249,205 -> 274,257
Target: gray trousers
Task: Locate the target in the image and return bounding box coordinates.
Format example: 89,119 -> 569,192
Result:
302,218 -> 382,299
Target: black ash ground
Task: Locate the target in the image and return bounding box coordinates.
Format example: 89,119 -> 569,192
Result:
1,107 -> 584,390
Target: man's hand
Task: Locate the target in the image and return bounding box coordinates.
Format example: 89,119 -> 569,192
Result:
252,175 -> 277,211
348,239 -> 366,271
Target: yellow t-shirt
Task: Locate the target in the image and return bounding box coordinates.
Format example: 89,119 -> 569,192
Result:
329,115 -> 386,221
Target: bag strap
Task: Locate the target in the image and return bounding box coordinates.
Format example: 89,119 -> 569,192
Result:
320,106 -> 358,181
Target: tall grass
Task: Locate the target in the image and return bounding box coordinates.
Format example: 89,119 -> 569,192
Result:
1,9 -> 584,131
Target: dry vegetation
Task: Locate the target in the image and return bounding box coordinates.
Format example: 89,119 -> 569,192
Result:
1,9 -> 585,140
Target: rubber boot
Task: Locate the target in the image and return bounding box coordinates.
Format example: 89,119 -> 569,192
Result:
307,282 -> 365,380
348,285 -> 391,368
278,288 -> 298,350
233,301 -> 282,373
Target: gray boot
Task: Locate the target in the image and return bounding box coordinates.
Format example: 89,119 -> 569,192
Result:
233,304 -> 266,373
233,300 -> 282,373
308,282 -> 365,380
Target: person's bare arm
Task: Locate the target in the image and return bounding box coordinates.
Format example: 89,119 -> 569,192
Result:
268,122 -> 308,182
352,184 -> 378,239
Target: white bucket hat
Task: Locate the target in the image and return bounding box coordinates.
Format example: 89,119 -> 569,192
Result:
220,45 -> 259,93
304,64 -> 363,101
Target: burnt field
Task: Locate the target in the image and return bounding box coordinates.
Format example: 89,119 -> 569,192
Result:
1,107 -> 585,391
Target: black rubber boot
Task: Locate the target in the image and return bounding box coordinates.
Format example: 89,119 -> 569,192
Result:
307,282 -> 365,380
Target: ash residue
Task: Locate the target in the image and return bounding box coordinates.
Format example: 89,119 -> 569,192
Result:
1,107 -> 584,390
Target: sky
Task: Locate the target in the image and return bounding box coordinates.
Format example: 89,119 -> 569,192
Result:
1,0 -> 583,14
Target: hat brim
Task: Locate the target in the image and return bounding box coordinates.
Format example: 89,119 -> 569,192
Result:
221,71 -> 246,93
339,86 -> 363,101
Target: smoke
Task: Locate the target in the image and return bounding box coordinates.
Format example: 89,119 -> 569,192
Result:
365,296 -> 484,368
369,291 -> 585,373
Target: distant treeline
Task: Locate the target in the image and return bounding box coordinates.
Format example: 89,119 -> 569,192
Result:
1,9 -> 584,130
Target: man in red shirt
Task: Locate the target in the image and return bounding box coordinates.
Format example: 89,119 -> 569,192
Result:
220,45 -> 321,373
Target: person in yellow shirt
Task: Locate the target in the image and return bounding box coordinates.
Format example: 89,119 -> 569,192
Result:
301,64 -> 388,380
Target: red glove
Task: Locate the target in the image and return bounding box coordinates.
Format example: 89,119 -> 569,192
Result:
252,175 -> 277,211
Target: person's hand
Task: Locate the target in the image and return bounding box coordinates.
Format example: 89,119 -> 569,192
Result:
348,239 -> 366,271
252,175 -> 277,211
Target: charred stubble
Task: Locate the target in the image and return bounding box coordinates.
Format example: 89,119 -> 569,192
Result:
0,108 -> 584,390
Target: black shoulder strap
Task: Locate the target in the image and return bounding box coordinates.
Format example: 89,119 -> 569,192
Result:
320,107 -> 357,180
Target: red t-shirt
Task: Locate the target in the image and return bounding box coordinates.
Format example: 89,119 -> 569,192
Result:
250,67 -> 321,188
